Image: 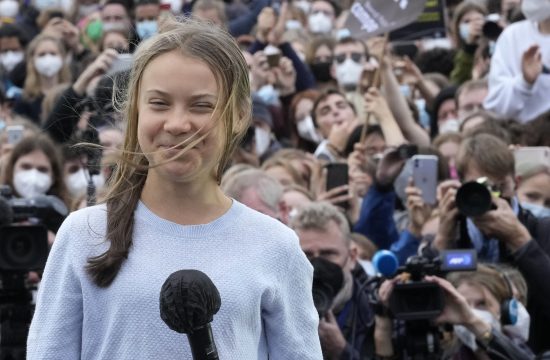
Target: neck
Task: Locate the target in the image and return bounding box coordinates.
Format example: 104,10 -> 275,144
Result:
140,172 -> 231,225
40,75 -> 58,93
539,18 -> 550,34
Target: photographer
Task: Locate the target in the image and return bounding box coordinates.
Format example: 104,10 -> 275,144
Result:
291,202 -> 374,360
374,266 -> 533,360
431,133 -> 550,353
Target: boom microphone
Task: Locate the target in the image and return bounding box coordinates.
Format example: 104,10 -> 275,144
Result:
159,270 -> 221,360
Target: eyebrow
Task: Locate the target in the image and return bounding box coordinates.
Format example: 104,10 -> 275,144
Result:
145,90 -> 218,101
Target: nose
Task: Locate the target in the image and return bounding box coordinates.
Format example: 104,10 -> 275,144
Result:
163,108 -> 192,136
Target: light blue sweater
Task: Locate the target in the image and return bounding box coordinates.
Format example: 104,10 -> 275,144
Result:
27,200 -> 323,359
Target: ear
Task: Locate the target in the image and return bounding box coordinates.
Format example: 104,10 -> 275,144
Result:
348,242 -> 358,269
278,199 -> 291,225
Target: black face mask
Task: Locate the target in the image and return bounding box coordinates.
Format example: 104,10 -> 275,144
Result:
310,62 -> 333,83
310,257 -> 344,317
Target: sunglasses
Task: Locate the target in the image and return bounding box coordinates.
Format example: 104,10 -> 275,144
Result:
334,52 -> 364,64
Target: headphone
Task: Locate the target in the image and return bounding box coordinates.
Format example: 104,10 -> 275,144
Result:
484,264 -> 518,326
499,271 -> 519,326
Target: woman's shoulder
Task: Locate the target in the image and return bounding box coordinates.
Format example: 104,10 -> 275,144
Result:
233,201 -> 297,239
56,204 -> 108,243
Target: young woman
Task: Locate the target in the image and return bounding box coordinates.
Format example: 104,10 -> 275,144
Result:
13,34 -> 71,124
27,17 -> 322,359
1,133 -> 68,205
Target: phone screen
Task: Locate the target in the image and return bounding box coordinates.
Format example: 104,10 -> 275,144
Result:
325,163 -> 349,209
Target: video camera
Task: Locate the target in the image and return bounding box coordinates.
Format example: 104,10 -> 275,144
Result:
374,249 -> 477,321
371,249 -> 477,358
0,186 -> 68,360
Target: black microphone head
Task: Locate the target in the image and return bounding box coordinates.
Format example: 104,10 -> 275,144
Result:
0,196 -> 13,226
159,270 -> 221,334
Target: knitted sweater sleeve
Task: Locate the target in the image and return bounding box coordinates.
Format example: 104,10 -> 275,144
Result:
27,214 -> 83,359
261,230 -> 323,359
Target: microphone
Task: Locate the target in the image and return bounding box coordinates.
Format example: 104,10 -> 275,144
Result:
372,250 -> 399,277
159,270 -> 221,360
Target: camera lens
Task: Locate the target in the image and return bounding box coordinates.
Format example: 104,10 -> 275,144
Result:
456,181 -> 493,217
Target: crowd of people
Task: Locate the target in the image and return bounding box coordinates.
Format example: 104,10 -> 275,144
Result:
0,0 -> 549,359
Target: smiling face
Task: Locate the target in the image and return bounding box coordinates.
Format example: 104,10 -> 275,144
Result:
137,51 -> 223,185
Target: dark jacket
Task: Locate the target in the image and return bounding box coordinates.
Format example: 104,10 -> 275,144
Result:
336,265 -> 375,360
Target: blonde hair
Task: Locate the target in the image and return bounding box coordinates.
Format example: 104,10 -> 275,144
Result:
87,16 -> 252,287
24,34 -> 71,100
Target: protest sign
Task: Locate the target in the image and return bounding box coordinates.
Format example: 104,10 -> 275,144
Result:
345,0 -> 427,39
390,0 -> 446,41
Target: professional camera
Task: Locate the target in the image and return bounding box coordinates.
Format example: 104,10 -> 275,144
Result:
372,249 -> 477,359
0,186 -> 68,360
387,250 -> 477,320
310,257 -> 344,318
455,177 -> 501,217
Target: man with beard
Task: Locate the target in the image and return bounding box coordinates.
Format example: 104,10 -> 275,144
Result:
291,202 -> 375,360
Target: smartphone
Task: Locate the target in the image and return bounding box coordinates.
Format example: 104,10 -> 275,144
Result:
514,147 -> 550,168
264,45 -> 281,68
412,155 -> 438,205
325,162 -> 349,209
107,53 -> 133,75
7,125 -> 24,145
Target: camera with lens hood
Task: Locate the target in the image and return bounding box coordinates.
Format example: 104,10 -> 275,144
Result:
455,177 -> 501,218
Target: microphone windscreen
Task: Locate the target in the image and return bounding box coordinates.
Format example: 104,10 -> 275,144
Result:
159,270 -> 221,334
373,250 -> 399,277
0,197 -> 13,226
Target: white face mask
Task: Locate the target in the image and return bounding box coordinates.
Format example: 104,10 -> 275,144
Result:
0,0 -> 19,18
335,57 -> 364,88
13,169 -> 52,199
522,0 -> 550,22
254,127 -> 271,157
102,21 -> 128,33
66,168 -> 105,197
297,115 -> 323,144
285,19 -> 302,31
439,118 -> 460,134
503,301 -> 531,341
0,50 -> 24,72
34,54 -> 63,77
308,12 -> 332,34
454,309 -> 501,352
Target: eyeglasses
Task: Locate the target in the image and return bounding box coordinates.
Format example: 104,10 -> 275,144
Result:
334,52 -> 364,64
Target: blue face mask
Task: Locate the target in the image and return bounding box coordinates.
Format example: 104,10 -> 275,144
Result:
255,84 -> 280,106
459,23 -> 470,42
136,20 -> 158,40
522,202 -> 550,219
415,98 -> 431,129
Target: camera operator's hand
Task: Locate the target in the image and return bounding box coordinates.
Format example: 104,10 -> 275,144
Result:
251,51 -> 274,91
319,310 -> 347,359
426,276 -> 492,337
73,49 -> 118,96
471,197 -> 532,252
406,181 -> 433,237
434,180 -> 461,250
